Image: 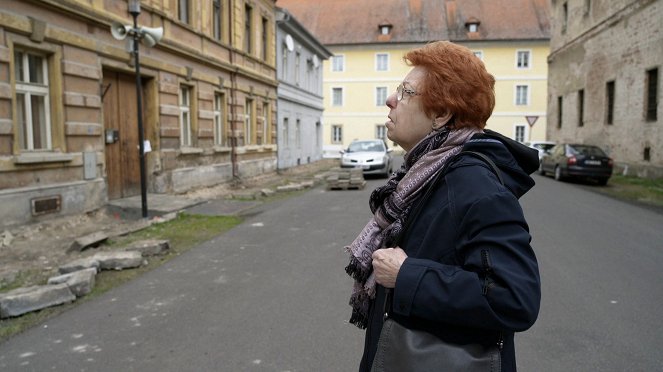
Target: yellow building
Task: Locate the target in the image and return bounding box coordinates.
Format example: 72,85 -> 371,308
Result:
278,0 -> 550,152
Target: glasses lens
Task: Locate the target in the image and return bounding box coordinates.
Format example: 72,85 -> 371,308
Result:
397,84 -> 403,101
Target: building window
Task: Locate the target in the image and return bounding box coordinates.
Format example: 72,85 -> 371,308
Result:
516,50 -> 530,69
331,55 -> 344,72
281,45 -> 288,79
282,117 -> 289,147
473,51 -> 484,60
376,87 -> 387,106
578,89 -> 584,127
179,0 -> 190,24
646,68 -> 658,122
644,146 -> 651,161
515,85 -> 529,105
514,124 -> 526,142
376,124 -> 387,141
332,125 -> 343,144
214,92 -> 225,146
332,87 -> 343,106
584,0 -> 591,15
295,51 -> 301,86
606,80 -> 615,125
245,98 -> 254,145
557,96 -> 563,129
261,102 -> 270,145
213,0 -> 222,40
14,49 -> 52,151
376,53 -> 389,71
562,2 -> 568,34
179,86 -> 192,147
262,17 -> 268,61
295,119 -> 301,148
244,4 -> 252,54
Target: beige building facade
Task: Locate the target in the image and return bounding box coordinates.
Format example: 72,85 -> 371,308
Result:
0,0 -> 278,227
547,0 -> 662,177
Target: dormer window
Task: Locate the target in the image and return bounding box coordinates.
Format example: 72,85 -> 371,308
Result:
378,21 -> 393,35
465,17 -> 480,33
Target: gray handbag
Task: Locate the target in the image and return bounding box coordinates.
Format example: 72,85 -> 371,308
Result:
371,151 -> 504,372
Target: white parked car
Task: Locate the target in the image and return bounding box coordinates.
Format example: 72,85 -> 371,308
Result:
340,140 -> 393,178
524,141 -> 556,162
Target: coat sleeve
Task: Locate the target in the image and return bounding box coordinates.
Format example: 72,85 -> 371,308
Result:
391,189 -> 541,332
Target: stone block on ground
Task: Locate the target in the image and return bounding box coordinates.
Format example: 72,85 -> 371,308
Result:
59,257 -> 100,274
68,231 -> 109,253
0,284 -> 76,318
260,188 -> 275,197
124,239 -> 170,256
94,251 -> 143,270
276,183 -> 304,192
47,268 -> 97,297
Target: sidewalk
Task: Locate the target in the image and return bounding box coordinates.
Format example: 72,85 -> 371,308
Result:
0,160 -> 337,289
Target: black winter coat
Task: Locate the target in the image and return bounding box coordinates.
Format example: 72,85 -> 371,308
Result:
358,132 -> 541,372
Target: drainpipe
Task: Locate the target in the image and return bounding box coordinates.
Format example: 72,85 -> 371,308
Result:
229,1 -> 239,181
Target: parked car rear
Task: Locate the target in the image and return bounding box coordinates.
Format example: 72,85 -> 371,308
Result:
340,139 -> 393,178
539,143 -> 613,185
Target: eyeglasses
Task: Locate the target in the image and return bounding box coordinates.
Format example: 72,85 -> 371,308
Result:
396,83 -> 420,102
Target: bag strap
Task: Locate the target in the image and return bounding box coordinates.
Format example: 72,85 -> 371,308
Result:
383,150 -> 504,320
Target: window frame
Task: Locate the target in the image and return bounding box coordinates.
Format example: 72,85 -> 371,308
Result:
244,97 -> 255,145
295,118 -> 301,148
244,4 -> 253,55
331,125 -> 343,144
375,53 -> 389,71
179,0 -> 190,24
179,85 -> 193,147
606,80 -> 615,125
515,84 -> 530,106
516,50 -> 531,69
282,117 -> 289,147
213,92 -> 226,146
578,89 -> 584,127
514,124 -> 527,143
331,55 -> 345,72
14,49 -> 52,151
375,86 -> 387,106
261,101 -> 270,145
375,124 -> 387,141
332,87 -> 343,107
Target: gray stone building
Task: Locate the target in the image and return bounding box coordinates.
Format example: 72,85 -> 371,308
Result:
275,7 -> 331,169
547,0 -> 662,177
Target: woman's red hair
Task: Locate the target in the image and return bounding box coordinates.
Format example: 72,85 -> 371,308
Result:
404,41 -> 495,129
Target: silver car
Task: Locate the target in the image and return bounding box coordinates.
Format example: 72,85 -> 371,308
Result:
340,140 -> 394,178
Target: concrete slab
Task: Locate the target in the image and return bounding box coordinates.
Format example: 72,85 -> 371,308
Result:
106,193 -> 204,220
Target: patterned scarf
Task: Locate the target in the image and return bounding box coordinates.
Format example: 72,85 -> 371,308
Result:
344,126 -> 481,329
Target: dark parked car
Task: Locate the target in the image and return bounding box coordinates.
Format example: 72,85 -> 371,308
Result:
340,139 -> 393,177
539,143 -> 613,185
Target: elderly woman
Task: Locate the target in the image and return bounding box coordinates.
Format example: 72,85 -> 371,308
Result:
344,41 -> 541,372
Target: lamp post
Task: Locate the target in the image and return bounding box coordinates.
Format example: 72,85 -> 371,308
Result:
111,1 -> 162,218
129,0 -> 148,218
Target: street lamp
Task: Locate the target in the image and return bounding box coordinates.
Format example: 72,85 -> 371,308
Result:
110,1 -> 163,218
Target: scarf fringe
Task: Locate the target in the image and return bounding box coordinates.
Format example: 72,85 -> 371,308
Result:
349,310 -> 368,329
344,256 -> 370,283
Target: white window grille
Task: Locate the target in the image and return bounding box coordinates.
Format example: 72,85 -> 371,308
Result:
332,125 -> 342,144
214,93 -> 224,146
15,50 -> 51,150
515,85 -> 529,106
376,87 -> 387,106
376,125 -> 387,141
332,87 -> 343,106
517,50 -> 530,68
179,86 -> 192,147
376,53 -> 389,71
332,55 -> 344,72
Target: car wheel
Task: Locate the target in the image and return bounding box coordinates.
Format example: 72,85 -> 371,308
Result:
538,161 -> 546,176
554,166 -> 564,181
596,177 -> 609,186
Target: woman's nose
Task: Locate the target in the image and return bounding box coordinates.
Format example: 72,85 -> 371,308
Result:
386,92 -> 397,109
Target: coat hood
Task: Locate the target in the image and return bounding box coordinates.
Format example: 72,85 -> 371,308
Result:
459,129 -> 539,198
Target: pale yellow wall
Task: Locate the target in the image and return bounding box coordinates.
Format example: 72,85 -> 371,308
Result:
322,41 -> 550,149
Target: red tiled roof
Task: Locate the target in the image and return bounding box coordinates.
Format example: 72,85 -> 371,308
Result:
275,0 -> 550,45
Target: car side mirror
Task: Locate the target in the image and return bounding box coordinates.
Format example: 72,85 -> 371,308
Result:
339,149 -> 345,154
387,148 -> 393,153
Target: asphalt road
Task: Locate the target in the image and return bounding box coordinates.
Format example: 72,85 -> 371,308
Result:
1,169 -> 662,371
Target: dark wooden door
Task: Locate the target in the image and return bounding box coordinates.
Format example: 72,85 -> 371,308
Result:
103,71 -> 142,200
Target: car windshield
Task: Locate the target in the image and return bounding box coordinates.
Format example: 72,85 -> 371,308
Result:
535,143 -> 556,151
347,141 -> 385,152
569,145 -> 607,157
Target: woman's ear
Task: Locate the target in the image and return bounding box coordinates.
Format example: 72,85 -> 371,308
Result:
432,112 -> 454,130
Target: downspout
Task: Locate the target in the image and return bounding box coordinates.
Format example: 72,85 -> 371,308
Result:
229,0 -> 239,181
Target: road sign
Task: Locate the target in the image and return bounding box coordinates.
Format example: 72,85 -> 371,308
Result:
525,116 -> 539,127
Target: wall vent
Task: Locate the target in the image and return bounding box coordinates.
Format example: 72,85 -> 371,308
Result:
31,195 -> 61,216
